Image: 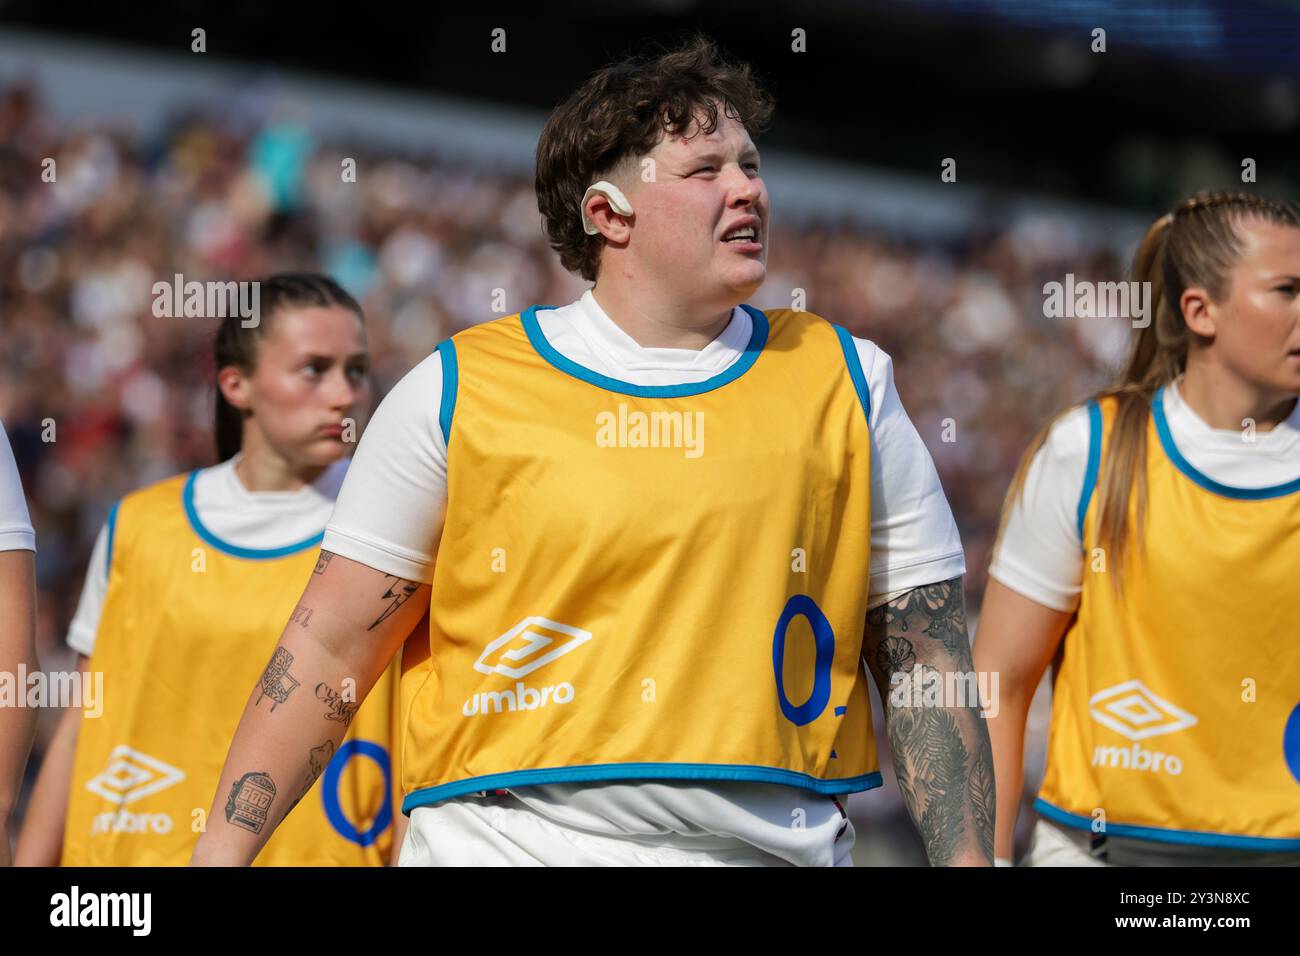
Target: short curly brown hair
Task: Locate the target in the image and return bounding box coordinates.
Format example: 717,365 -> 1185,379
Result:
535,34 -> 775,282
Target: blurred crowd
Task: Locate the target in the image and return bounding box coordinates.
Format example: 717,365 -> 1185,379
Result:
0,77 -> 1134,862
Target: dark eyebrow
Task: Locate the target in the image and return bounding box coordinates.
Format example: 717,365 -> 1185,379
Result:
301,352 -> 370,363
687,146 -> 761,165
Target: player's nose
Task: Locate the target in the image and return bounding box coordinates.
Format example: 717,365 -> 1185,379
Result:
726,167 -> 762,210
327,367 -> 365,410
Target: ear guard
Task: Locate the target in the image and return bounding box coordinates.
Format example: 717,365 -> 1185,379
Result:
580,181 -> 635,235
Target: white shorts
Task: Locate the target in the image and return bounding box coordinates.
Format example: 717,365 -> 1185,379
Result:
1023,815 -> 1300,866
1023,817 -> 1112,867
398,793 -> 856,867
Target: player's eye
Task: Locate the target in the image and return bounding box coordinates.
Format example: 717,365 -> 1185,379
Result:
692,166 -> 717,176
744,163 -> 760,173
1273,284 -> 1296,296
302,361 -> 327,378
346,363 -> 369,381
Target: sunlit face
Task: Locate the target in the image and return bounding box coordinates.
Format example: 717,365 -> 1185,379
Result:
1203,219 -> 1300,396
622,101 -> 769,309
223,305 -> 371,468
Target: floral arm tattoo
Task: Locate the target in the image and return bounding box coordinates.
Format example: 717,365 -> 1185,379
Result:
863,577 -> 994,866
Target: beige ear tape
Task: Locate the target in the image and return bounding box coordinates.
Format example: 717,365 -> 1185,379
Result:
580,181 -> 634,235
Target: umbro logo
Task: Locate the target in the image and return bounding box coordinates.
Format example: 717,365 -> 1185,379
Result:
474,617 -> 592,679
1088,680 -> 1198,741
85,745 -> 185,805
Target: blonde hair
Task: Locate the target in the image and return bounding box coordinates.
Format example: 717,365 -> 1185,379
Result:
995,191 -> 1300,585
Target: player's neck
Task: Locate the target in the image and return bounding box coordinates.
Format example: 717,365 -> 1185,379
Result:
1178,360 -> 1296,434
232,437 -> 326,493
589,283 -> 733,351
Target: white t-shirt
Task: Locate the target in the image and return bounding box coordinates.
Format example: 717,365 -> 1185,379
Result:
65,452 -> 348,656
323,290 -> 966,866
990,379 -> 1300,610
0,420 -> 35,553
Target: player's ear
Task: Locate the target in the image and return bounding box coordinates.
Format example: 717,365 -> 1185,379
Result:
217,365 -> 254,412
1179,285 -> 1216,338
582,181 -> 635,243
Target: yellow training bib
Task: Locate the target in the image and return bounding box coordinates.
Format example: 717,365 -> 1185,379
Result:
1037,390 -> 1300,850
401,304 -> 881,811
64,471 -> 401,866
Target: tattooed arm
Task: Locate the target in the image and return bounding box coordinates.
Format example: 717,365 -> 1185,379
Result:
862,577 -> 994,866
190,551 -> 429,866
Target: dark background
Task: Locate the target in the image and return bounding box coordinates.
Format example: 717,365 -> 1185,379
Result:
4,0 -> 1299,207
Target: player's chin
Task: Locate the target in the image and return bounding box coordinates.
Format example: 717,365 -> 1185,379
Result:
722,258 -> 766,291
1272,360 -> 1300,388
303,436 -> 353,463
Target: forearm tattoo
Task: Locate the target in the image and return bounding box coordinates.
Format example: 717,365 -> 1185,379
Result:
286,739 -> 336,817
369,575 -> 419,630
316,682 -> 359,727
226,771 -> 276,834
255,646 -> 300,711
866,577 -> 995,865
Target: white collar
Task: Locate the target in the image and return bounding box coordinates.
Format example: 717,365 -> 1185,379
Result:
1165,378 -> 1300,451
572,289 -> 751,374
219,451 -> 347,507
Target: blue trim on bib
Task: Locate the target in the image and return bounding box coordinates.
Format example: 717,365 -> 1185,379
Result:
833,325 -> 872,424
520,304 -> 770,397
435,339 -> 459,448
402,763 -> 883,814
1152,385 -> 1300,499
1075,400 -> 1102,542
181,470 -> 324,560
105,500 -> 121,576
1034,797 -> 1300,851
